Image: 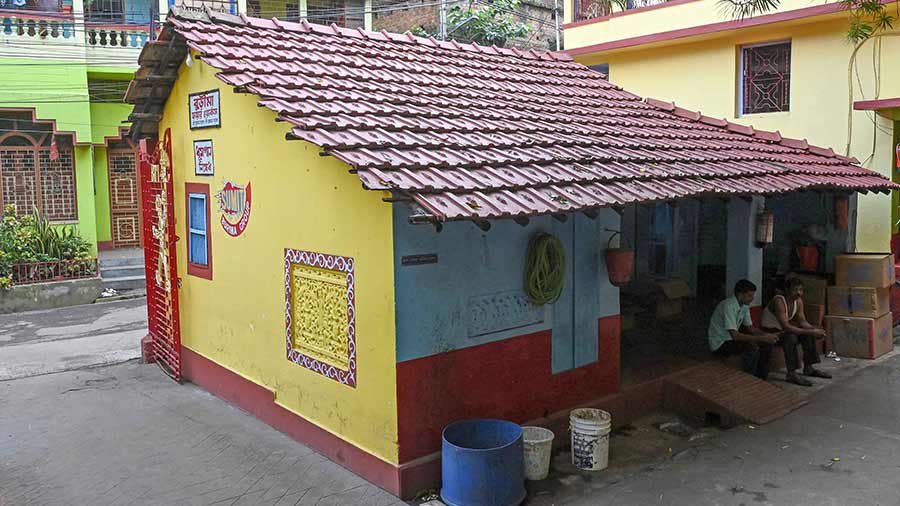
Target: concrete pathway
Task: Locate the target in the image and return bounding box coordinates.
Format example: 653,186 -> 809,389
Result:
557,353 -> 900,506
0,362 -> 405,506
0,299 -> 147,380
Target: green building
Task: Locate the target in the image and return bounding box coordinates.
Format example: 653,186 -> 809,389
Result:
0,0 -> 371,254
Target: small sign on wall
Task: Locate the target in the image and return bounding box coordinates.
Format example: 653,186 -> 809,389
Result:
401,254 -> 438,266
193,139 -> 214,176
189,89 -> 220,129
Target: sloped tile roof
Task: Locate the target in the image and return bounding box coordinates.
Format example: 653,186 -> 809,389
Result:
126,8 -> 896,222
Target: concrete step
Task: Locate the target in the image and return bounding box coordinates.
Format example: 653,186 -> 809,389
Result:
100,265 -> 145,279
99,255 -> 145,268
102,275 -> 147,292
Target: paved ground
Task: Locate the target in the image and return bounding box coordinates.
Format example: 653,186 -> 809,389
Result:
550,353 -> 900,506
0,362 -> 405,506
3,299 -> 899,506
0,299 -> 147,380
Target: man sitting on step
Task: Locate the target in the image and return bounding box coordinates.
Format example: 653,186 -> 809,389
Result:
761,277 -> 831,387
708,279 -> 779,380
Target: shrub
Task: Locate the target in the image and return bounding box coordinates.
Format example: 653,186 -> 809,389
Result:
0,204 -> 92,287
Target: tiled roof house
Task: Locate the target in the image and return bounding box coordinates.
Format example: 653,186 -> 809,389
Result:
126,8 -> 895,499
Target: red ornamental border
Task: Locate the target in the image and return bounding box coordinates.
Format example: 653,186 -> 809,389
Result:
284,248 -> 357,388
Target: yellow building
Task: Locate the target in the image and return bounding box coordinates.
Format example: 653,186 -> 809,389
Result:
127,7 -> 894,500
564,0 -> 900,253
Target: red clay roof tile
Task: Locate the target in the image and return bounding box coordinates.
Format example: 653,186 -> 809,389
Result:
126,9 -> 897,221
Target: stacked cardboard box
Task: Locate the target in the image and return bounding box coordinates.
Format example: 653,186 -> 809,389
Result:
824,254 -> 894,360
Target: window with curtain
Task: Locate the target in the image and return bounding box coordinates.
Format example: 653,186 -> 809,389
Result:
186,183 -> 213,279
189,194 -> 208,265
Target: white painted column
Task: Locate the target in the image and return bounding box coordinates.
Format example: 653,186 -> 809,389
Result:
72,0 -> 86,45
726,196 -> 764,308
157,0 -> 168,21
363,0 -> 372,30
237,0 -> 247,15
299,0 -> 308,18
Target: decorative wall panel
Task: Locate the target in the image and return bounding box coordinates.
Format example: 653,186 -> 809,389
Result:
284,248 -> 356,387
467,290 -> 545,338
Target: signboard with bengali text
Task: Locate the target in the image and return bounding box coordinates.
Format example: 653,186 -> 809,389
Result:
189,89 -> 221,129
193,139 -> 214,176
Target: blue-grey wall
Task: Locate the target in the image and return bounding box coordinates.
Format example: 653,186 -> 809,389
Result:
392,204 -> 621,373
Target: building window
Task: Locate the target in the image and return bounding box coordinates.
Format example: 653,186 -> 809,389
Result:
185,182 -> 212,280
85,0 -> 125,22
0,113 -> 76,222
88,79 -> 130,103
284,248 -> 357,388
740,41 -> 791,115
588,63 -> 609,79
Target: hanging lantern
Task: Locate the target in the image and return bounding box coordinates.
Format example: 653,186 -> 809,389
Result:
834,194 -> 849,230
755,209 -> 774,246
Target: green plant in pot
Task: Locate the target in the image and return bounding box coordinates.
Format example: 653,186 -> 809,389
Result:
604,229 -> 633,287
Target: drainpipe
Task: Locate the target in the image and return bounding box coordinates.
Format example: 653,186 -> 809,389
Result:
439,0 -> 447,40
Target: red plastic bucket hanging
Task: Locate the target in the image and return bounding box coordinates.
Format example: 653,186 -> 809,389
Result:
605,230 -> 634,287
834,195 -> 849,230
796,245 -> 819,272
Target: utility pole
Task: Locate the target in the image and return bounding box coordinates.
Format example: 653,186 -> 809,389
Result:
439,0 -> 448,40
554,0 -> 560,51
149,1 -> 158,41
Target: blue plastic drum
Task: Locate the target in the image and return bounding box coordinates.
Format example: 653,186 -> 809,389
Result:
441,419 -> 526,506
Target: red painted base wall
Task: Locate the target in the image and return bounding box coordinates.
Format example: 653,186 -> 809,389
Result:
396,315 -> 621,463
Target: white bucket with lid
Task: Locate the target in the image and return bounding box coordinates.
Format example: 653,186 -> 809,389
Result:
569,408 -> 612,471
522,426 -> 555,481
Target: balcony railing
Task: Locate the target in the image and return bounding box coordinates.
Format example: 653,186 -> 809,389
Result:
574,0 -> 670,22
11,258 -> 99,285
86,21 -> 150,48
0,10 -> 75,40
174,0 -> 237,14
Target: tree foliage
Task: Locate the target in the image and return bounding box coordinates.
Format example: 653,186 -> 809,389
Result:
446,0 -> 532,47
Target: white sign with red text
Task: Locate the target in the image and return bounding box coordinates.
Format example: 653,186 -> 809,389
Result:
193,139 -> 214,176
189,90 -> 220,129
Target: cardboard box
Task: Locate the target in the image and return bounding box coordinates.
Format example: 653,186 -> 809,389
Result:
835,254 -> 895,288
824,312 -> 893,359
786,273 -> 828,306
827,286 -> 891,319
805,303 -> 825,327
656,278 -> 691,319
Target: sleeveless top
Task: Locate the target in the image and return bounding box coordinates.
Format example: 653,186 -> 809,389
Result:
761,295 -> 798,330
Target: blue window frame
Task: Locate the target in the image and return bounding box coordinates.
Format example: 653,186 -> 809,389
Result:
188,193 -> 208,266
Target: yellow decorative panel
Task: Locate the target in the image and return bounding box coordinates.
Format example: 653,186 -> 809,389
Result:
284,248 -> 357,387
290,263 -> 350,369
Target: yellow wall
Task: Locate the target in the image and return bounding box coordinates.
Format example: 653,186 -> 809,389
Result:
564,0 -> 847,46
569,18 -> 897,251
159,56 -> 399,463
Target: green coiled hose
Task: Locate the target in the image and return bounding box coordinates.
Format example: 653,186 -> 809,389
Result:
524,233 -> 566,305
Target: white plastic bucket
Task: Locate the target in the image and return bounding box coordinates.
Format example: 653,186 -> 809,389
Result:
569,408 -> 612,471
522,426 -> 555,481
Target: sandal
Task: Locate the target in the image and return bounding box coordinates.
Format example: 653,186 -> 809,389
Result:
803,367 -> 832,379
786,374 -> 813,387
